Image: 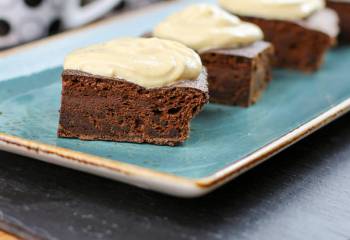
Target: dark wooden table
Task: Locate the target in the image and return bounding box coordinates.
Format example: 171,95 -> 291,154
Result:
1,112 -> 350,240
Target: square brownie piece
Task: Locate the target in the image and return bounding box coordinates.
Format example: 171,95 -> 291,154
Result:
327,0 -> 350,43
240,9 -> 339,72
58,70 -> 208,146
144,32 -> 273,107
200,41 -> 273,107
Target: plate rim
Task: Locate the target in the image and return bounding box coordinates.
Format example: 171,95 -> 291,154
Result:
1,98 -> 349,197
1,1 -> 350,197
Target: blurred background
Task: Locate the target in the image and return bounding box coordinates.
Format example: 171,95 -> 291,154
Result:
0,0 -> 164,51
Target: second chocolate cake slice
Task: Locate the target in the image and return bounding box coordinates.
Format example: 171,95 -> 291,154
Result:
152,4 -> 273,107
200,41 -> 273,106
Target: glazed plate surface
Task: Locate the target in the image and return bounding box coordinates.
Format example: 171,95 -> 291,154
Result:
1,0 -> 350,197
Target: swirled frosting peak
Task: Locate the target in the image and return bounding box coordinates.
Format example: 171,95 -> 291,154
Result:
153,4 -> 263,52
219,0 -> 325,20
64,37 -> 202,88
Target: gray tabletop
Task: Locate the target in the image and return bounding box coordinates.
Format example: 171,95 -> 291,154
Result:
1,112 -> 350,240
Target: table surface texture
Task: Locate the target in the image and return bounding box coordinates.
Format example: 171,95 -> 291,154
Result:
1,112 -> 350,240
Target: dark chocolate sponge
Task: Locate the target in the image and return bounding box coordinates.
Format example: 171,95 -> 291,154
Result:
58,70 -> 209,146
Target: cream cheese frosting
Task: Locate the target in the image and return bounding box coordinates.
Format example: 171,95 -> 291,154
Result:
219,0 -> 325,20
64,37 -> 202,89
153,4 -> 263,53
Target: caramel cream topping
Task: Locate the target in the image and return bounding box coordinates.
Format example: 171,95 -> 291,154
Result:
153,4 -> 263,52
64,37 -> 202,88
219,0 -> 325,20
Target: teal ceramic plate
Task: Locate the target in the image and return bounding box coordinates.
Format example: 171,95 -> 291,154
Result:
1,0 -> 350,197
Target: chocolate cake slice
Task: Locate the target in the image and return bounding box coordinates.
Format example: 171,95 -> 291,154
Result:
152,4 -> 273,107
58,70 -> 208,146
141,35 -> 273,106
58,37 -> 209,146
200,41 -> 273,106
239,9 -> 339,72
327,0 -> 350,43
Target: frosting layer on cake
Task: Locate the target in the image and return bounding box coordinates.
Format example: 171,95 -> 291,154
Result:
64,37 -> 202,88
153,4 -> 263,52
219,0 -> 325,20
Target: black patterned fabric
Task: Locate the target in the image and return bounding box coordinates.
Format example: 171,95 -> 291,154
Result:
0,0 -> 163,50
24,0 -> 43,7
0,0 -> 63,49
0,19 -> 10,36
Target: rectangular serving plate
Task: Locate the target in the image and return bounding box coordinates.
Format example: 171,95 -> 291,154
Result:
1,0 -> 350,197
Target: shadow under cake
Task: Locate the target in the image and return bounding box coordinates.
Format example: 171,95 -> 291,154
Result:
327,0 -> 350,43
